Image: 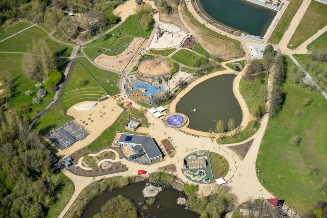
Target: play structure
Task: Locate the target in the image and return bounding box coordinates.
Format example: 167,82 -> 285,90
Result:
125,81 -> 167,104
138,58 -> 171,77
164,113 -> 188,128
149,23 -> 188,49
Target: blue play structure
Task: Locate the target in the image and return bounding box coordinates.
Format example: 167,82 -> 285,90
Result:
166,114 -> 184,127
132,81 -> 166,103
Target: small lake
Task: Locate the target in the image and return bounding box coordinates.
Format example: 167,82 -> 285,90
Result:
197,0 -> 276,36
81,182 -> 198,218
176,74 -> 242,132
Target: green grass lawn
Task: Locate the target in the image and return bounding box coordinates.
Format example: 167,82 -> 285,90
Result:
0,26 -> 72,56
97,151 -> 115,161
288,1 -> 327,49
58,61 -> 107,110
76,58 -> 120,95
83,15 -> 153,60
181,67 -> 196,74
239,75 -> 268,116
194,44 -> 209,56
171,49 -> 202,68
86,107 -> 148,151
307,31 -> 327,51
256,57 -> 327,215
46,172 -> 74,218
149,48 -> 176,56
209,152 -> 229,179
0,21 -> 33,40
181,8 -> 244,59
217,120 -> 260,144
83,156 -> 98,168
33,106 -> 72,135
268,0 -> 303,44
293,54 -> 327,92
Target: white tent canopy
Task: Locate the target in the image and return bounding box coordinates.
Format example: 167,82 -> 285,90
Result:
153,111 -> 163,118
215,178 -> 226,185
156,106 -> 166,112
149,108 -> 158,114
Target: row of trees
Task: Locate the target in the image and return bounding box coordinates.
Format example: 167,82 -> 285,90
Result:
0,110 -> 65,217
270,53 -> 285,117
309,49 -> 327,62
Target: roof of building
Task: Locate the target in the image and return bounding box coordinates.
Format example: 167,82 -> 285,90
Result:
126,120 -> 140,129
149,108 -> 157,114
153,111 -> 163,118
135,0 -> 143,3
156,106 -> 166,112
266,198 -> 279,207
119,134 -> 162,159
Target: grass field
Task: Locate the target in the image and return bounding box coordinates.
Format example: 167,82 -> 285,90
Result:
308,31 -> 327,51
181,67 -> 196,74
268,0 -> 303,44
0,21 -> 32,40
239,75 -> 268,116
194,44 -> 209,56
46,172 -> 74,218
256,57 -> 327,215
209,152 -> 229,179
76,58 -> 120,95
288,1 -> 327,49
181,8 -> 244,59
33,106 -> 72,135
86,107 -> 148,151
83,15 -> 153,60
58,61 -> 107,110
171,49 -> 202,68
293,54 -> 327,92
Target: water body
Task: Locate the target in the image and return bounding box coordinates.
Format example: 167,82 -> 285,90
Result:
197,0 -> 276,36
81,182 -> 198,218
176,74 -> 242,132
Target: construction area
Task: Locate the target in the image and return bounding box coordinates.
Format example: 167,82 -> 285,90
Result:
138,58 -> 172,77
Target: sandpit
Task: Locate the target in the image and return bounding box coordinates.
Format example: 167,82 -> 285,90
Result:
94,38 -> 145,72
138,58 -> 171,77
59,98 -> 124,156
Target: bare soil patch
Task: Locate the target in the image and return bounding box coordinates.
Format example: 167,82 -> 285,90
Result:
161,139 -> 176,157
138,58 -> 171,77
229,139 -> 254,160
181,36 -> 197,50
158,164 -> 177,172
160,13 -> 189,33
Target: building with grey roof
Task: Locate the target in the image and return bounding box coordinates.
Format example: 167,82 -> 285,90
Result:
125,120 -> 140,132
118,134 -> 163,162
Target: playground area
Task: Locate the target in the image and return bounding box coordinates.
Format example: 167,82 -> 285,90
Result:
182,150 -> 214,184
58,98 -> 124,156
164,113 -> 188,128
149,23 -> 188,49
125,81 -> 167,104
94,38 -> 145,72
138,58 -> 171,77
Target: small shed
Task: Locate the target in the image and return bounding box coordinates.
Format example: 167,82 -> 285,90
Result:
156,106 -> 166,112
125,120 -> 141,132
149,108 -> 158,114
153,111 -> 163,118
135,0 -> 143,5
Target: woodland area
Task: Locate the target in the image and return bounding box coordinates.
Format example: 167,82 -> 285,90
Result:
0,110 -> 68,217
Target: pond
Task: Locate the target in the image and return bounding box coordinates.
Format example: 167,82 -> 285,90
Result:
81,182 -> 198,218
176,74 -> 242,132
197,0 -> 276,36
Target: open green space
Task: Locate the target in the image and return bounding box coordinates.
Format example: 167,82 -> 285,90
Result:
33,106 -> 72,135
294,54 -> 327,92
97,151 -> 115,161
239,75 -> 267,116
288,1 -> 327,49
58,60 -> 107,110
268,0 -> 303,44
209,152 -> 229,179
103,35 -> 134,56
217,120 -> 260,144
0,21 -> 32,40
0,26 -> 72,56
83,156 -> 97,168
86,107 -> 148,151
181,67 -> 196,74
257,57 -> 327,215
307,31 -> 327,51
83,15 -> 153,60
149,48 -> 176,56
194,44 -> 209,56
76,58 -> 119,95
171,49 -> 202,68
46,172 -> 75,218
181,8 -> 244,59
0,53 -> 57,119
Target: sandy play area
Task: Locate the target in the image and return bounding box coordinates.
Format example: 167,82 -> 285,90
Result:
59,98 -> 124,156
149,23 -> 188,49
94,38 -> 145,72
138,58 -> 171,77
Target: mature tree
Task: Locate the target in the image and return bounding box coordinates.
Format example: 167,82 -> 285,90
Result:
310,50 -> 327,62
270,84 -> 283,116
105,8 -> 118,25
253,103 -> 266,120
37,89 -> 47,98
245,60 -> 264,80
44,7 -> 64,30
263,44 -> 275,69
44,70 -> 62,88
140,13 -> 154,31
228,118 -> 235,134
215,119 -> 224,133
135,3 -> 153,18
